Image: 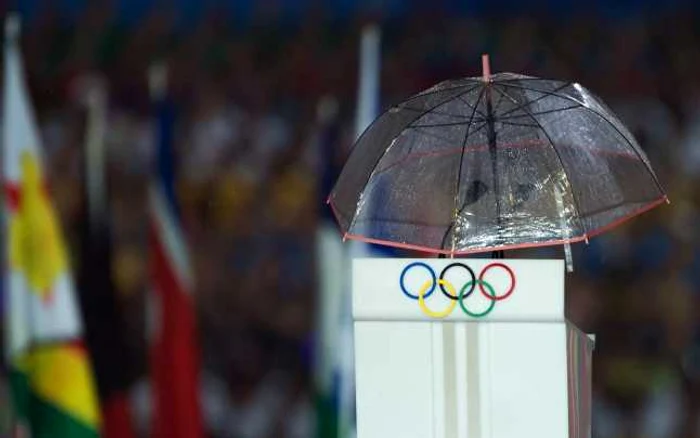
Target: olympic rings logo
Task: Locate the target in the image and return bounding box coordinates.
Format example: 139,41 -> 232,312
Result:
399,262 -> 516,319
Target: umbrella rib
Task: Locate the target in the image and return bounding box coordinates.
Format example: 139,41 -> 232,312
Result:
409,117 -> 490,128
492,89 -> 506,113
345,86 -> 483,234
400,106 -> 474,121
492,86 -> 588,236
456,94 -> 488,119
412,80 -> 482,98
398,84 -> 482,114
441,87 -> 487,253
410,120 -> 477,128
374,134 -> 546,177
498,120 -> 541,129
404,82 -> 569,125
412,121 -> 489,144
496,105 -> 581,121
498,81 -> 666,196
351,216 -> 457,229
371,121 -> 489,176
410,126 -> 470,144
495,77 -> 569,84
498,81 -> 587,106
493,82 -> 573,119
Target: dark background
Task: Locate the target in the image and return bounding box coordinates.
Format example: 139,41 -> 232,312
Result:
5,0 -> 700,437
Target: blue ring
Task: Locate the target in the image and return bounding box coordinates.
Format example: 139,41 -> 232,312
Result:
400,262 -> 436,300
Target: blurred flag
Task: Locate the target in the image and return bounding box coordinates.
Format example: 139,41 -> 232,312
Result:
314,24 -> 387,438
314,96 -> 346,438
2,15 -> 100,438
76,77 -> 137,438
148,65 -> 204,438
337,23 -> 387,438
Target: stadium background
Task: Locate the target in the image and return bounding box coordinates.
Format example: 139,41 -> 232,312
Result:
6,0 -> 700,437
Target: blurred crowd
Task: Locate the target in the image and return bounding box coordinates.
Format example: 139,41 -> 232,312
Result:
10,1 -> 700,437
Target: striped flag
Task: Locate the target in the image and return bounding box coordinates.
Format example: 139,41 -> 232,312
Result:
2,15 -> 101,438
148,68 -> 204,438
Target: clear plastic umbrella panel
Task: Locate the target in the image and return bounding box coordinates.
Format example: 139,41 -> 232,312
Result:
329,58 -> 668,257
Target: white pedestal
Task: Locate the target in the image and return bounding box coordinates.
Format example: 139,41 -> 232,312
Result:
353,258 -> 593,438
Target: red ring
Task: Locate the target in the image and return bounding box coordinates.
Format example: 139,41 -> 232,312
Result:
478,262 -> 515,301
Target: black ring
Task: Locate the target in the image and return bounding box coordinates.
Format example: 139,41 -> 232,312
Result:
439,262 -> 476,301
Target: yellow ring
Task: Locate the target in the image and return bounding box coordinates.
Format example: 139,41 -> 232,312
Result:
418,279 -> 458,318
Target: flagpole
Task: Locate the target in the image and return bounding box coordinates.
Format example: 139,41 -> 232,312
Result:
76,72 -> 140,438
2,10 -> 21,350
146,60 -> 165,352
148,62 -> 167,102
338,22 -> 382,438
314,95 -> 346,438
349,23 -> 381,259
3,15 -> 29,438
4,13 -> 19,43
83,78 -> 108,229
354,24 -> 381,142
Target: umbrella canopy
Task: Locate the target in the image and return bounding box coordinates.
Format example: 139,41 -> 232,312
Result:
328,57 -> 667,256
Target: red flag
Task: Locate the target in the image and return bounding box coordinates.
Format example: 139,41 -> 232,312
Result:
148,95 -> 203,438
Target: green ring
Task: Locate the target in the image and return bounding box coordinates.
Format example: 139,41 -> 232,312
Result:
459,280 -> 496,318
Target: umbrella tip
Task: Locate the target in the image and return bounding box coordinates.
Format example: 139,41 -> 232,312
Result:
481,54 -> 491,82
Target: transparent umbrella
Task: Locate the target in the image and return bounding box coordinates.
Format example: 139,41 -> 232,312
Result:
328,55 -> 668,257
